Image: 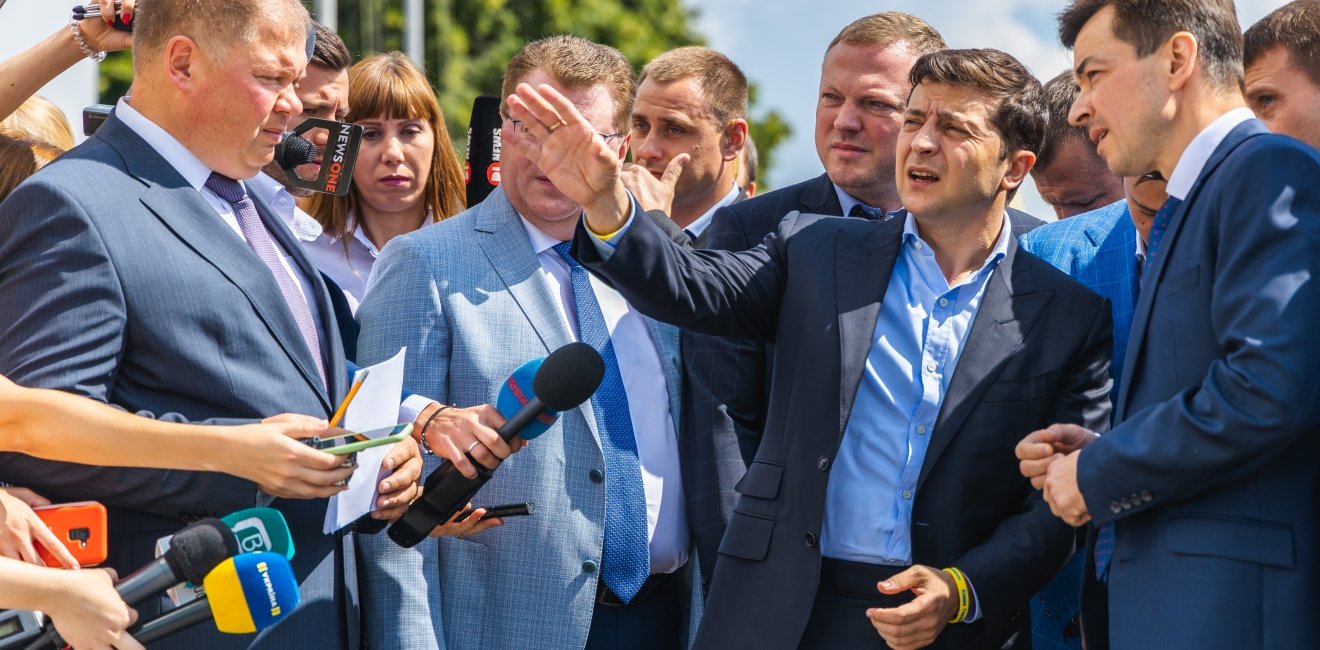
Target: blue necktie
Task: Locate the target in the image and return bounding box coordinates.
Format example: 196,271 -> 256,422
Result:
551,242 -> 650,602
1097,195 -> 1183,580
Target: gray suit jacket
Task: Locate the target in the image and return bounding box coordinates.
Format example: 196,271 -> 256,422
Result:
355,186 -> 698,650
0,114 -> 357,649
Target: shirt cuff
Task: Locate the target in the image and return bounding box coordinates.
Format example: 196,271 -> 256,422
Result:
584,194 -> 640,260
399,395 -> 434,426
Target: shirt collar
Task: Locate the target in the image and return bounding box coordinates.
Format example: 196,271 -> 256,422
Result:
246,172 -> 324,242
519,214 -> 563,255
685,182 -> 741,238
902,210 -> 1011,279
115,97 -> 217,193
1165,107 -> 1255,200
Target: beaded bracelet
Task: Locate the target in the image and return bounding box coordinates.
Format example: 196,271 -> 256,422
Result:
68,18 -> 107,62
417,405 -> 451,455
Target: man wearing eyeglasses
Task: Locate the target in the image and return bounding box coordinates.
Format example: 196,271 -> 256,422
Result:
623,46 -> 749,249
355,35 -> 698,650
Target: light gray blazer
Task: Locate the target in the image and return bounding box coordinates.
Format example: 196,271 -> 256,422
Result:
355,187 -> 697,649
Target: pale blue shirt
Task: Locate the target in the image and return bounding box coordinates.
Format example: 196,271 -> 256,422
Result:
820,211 -> 1010,565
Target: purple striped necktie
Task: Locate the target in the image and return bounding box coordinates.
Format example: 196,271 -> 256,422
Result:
205,172 -> 326,390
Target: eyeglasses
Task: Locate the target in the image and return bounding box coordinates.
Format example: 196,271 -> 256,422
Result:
507,119 -> 625,145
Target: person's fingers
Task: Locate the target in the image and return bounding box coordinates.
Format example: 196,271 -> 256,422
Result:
510,84 -> 567,139
119,0 -> 135,22
2,487 -> 52,507
15,532 -> 40,567
876,565 -> 922,595
379,436 -> 419,477
98,0 -> 116,24
113,626 -> 146,650
262,413 -> 329,428
32,521 -> 79,569
660,153 -> 690,189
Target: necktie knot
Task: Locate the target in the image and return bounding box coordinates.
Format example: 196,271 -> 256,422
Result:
551,241 -> 581,271
850,203 -> 882,220
204,172 -> 247,205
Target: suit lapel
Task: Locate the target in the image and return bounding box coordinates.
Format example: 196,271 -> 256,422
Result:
918,239 -> 1050,490
836,213 -> 903,442
474,188 -> 575,357
802,173 -> 843,215
1118,121 -> 1268,416
104,117 -> 333,409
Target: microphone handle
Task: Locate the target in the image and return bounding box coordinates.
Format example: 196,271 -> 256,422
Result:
496,397 -> 544,442
115,556 -> 181,607
128,598 -> 213,644
389,456 -> 492,548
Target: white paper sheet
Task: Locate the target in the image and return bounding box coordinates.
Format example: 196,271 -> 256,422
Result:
323,347 -> 407,533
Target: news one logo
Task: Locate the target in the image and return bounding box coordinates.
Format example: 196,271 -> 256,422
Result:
232,517 -> 272,553
324,122 -> 354,193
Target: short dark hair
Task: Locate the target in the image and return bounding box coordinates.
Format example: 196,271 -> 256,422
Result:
908,49 -> 1046,201
640,46 -> 748,127
828,12 -> 947,57
310,22 -> 351,73
1244,1 -> 1320,89
1058,0 -> 1244,93
1037,70 -> 1092,170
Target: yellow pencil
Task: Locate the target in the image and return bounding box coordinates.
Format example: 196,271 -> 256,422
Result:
328,369 -> 369,440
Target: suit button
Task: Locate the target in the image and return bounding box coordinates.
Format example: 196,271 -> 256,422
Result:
589,469 -> 604,483
1109,501 -> 1122,514
817,456 -> 830,471
804,532 -> 817,548
582,560 -> 598,573
1140,490 -> 1153,503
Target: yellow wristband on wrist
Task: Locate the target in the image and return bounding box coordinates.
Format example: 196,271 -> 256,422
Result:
943,567 -> 971,624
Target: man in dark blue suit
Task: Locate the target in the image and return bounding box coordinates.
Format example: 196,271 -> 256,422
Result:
1019,70 -> 1169,650
510,47 -> 1112,650
1018,1 -> 1320,648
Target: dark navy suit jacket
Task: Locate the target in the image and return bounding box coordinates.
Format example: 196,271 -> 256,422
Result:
573,207 -> 1110,649
1077,120 -> 1320,649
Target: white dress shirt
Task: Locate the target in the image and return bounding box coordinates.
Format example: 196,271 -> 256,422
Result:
1165,107 -> 1256,201
520,217 -> 689,574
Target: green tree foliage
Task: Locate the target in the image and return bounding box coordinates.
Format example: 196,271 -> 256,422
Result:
99,0 -> 790,185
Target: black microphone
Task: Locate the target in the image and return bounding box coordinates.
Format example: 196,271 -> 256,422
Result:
24,519 -> 238,650
114,518 -> 237,607
465,95 -> 503,207
388,342 -> 604,548
276,132 -> 318,169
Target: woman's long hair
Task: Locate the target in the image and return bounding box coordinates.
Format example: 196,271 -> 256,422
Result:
309,52 -> 466,243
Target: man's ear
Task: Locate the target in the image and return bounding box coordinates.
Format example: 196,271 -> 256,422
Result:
722,119 -> 748,160
1165,31 -> 1199,92
1001,149 -> 1037,192
163,35 -> 204,92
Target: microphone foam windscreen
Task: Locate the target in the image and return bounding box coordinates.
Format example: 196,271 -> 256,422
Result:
221,508 -> 296,560
534,342 -> 605,411
277,133 -> 318,168
496,358 -> 558,441
204,552 -> 301,634
169,518 -> 240,585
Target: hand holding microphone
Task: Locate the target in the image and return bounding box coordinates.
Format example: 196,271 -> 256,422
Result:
389,342 -> 605,548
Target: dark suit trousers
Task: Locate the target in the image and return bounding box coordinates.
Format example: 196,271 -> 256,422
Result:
799,559 -> 912,650
584,577 -> 682,650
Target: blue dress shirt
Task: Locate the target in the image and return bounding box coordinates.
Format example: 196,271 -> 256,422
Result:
820,212 -> 1009,568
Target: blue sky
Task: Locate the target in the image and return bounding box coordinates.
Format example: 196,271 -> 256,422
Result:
686,0 -> 1291,219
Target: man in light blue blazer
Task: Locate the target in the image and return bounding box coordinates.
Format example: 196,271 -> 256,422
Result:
1021,2 -> 1320,647
356,36 -> 698,650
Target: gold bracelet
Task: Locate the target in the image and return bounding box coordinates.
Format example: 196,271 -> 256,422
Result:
943,567 -> 971,624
